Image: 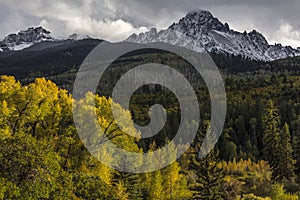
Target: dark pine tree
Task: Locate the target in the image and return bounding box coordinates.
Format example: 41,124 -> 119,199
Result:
189,150 -> 224,200
275,123 -> 295,181
293,128 -> 300,179
262,100 -> 281,180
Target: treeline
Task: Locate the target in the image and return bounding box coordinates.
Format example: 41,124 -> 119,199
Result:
1,75 -> 300,199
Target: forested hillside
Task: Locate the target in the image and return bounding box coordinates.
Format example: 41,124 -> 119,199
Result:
1,64 -> 300,199
1,46 -> 300,199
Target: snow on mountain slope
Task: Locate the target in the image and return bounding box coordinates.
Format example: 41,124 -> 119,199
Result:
0,27 -> 54,51
126,10 -> 300,61
10,43 -> 35,51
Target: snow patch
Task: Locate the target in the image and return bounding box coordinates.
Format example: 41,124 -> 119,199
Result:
10,43 -> 34,51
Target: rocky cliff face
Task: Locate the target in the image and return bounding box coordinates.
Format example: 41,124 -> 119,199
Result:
0,27 -> 54,51
126,10 -> 300,61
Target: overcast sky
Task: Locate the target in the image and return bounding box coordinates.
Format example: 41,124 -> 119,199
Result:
0,0 -> 299,47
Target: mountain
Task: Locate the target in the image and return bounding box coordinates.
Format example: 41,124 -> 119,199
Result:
67,33 -> 91,41
125,10 -> 300,61
0,38 -> 102,80
1,18 -> 300,85
0,27 -> 54,51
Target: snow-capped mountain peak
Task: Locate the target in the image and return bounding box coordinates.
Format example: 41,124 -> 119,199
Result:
126,10 -> 300,61
169,10 -> 229,34
0,26 -> 54,51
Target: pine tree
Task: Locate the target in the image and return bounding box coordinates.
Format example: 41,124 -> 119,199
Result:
274,123 -> 295,181
294,131 -> 300,177
262,100 -> 281,179
189,150 -> 224,200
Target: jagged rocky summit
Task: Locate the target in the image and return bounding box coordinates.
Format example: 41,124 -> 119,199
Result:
126,10 -> 300,61
0,27 -> 54,51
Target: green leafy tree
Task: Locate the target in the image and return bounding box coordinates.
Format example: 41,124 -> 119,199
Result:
0,134 -> 74,199
144,170 -> 164,200
270,183 -> 299,200
162,161 -> 192,200
142,141 -> 191,200
73,173 -> 118,200
0,178 -> 20,200
113,172 -> 144,200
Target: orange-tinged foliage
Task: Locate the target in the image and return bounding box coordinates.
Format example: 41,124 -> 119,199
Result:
219,159 -> 270,176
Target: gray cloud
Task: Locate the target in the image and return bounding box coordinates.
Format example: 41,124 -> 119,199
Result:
0,0 -> 299,47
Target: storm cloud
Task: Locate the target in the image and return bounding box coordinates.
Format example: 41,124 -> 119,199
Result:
0,0 -> 299,47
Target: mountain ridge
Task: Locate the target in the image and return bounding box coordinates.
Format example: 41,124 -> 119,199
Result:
0,27 -> 93,52
125,10 -> 300,61
1,10 -> 300,61
0,27 -> 54,51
